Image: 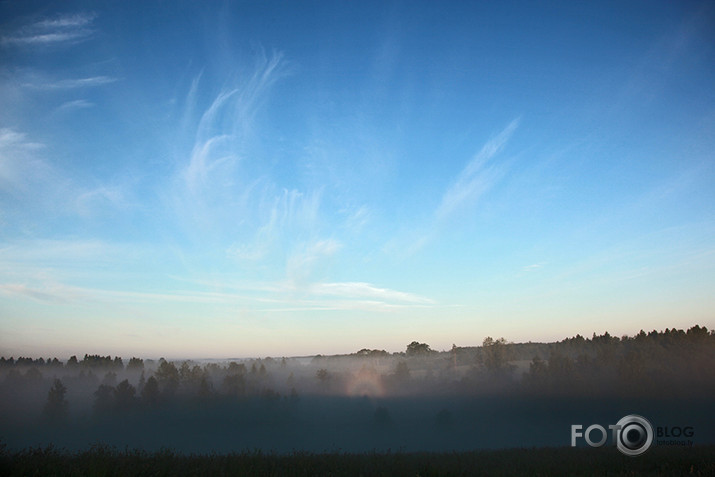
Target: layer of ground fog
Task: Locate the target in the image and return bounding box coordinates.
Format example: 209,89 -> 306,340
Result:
1,325 -> 713,453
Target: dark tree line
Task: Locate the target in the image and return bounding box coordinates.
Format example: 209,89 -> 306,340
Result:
1,354 -> 144,371
1,324 -> 713,423
507,325 -> 715,397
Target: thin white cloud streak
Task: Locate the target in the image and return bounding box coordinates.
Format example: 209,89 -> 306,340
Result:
388,118 -> 521,258
171,275 -> 436,307
522,262 -> 547,272
0,277 -> 436,312
255,301 -> 434,313
5,32 -> 90,45
2,12 -> 95,46
436,118 -> 520,220
342,205 -> 371,233
310,282 -> 435,305
56,99 -> 94,112
0,282 -> 243,306
35,13 -> 96,29
24,76 -> 117,90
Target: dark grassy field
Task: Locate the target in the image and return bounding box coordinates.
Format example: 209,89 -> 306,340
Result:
1,444 -> 713,477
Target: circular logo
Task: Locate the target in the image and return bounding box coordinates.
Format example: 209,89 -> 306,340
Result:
616,414 -> 653,456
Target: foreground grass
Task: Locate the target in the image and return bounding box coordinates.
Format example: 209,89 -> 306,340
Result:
1,444 -> 713,476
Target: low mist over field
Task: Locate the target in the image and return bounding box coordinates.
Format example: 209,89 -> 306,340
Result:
1,326 -> 713,453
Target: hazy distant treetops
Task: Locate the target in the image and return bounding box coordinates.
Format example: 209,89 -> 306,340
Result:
354,348 -> 389,358
2,325 -> 705,372
0,324 -> 712,418
405,342 -> 434,357
479,337 -> 515,375
0,325 -> 712,459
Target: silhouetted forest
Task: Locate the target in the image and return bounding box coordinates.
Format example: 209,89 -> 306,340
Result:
0,325 -> 713,454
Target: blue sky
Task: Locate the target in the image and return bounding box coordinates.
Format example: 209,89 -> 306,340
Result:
1,1 -> 713,359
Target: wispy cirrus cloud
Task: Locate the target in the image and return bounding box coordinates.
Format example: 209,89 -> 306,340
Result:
56,99 -> 94,112
286,238 -> 342,287
2,12 -> 96,47
0,249 -> 436,311
0,126 -> 135,229
170,51 -> 289,244
35,13 -> 96,29
521,262 -> 547,273
0,278 -> 435,314
387,118 -> 521,258
75,185 -> 130,217
23,75 -> 117,90
226,188 -> 324,263
169,48 -> 346,296
182,51 -> 285,194
310,281 -> 435,305
0,238 -> 136,269
0,128 -> 47,194
436,118 -> 520,220
163,274 -> 437,311
0,283 -> 69,304
0,239 -> 139,305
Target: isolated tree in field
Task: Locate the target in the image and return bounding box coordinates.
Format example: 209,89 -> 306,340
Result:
43,379 -> 68,423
